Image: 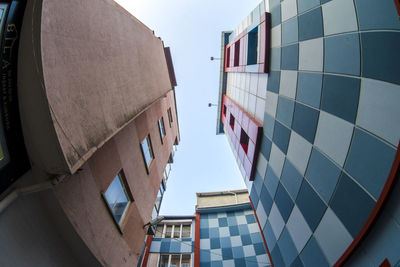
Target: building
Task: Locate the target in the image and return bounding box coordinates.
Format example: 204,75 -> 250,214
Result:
216,1 -> 400,266
141,189 -> 271,267
0,0 -> 179,266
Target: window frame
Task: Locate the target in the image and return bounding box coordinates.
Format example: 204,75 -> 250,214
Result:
158,222 -> 192,239
140,134 -> 155,173
167,108 -> 173,128
101,171 -> 133,233
157,254 -> 192,267
229,114 -> 235,130
158,117 -> 166,143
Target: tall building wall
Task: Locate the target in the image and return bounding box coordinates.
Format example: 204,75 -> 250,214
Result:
218,0 -> 400,266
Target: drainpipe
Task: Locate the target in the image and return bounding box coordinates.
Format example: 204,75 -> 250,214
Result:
0,175 -> 67,214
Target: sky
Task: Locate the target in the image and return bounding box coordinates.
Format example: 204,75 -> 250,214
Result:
115,0 -> 262,215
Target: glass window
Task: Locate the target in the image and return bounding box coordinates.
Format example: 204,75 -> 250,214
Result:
104,173 -> 131,225
173,225 -> 181,238
167,108 -> 173,127
155,225 -> 164,238
165,225 -> 172,238
158,117 -> 166,141
141,135 -> 154,168
159,255 -> 169,267
181,225 -> 191,238
247,26 -> 258,65
181,255 -> 191,267
170,255 -> 180,267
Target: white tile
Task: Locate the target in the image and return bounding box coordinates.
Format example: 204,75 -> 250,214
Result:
249,73 -> 259,95
254,97 -> 266,124
257,255 -> 271,266
299,38 -> 324,71
222,260 -> 235,267
245,73 -> 251,91
269,203 -> 285,240
281,0 -> 298,22
200,239 -> 210,250
271,25 -> 281,48
248,222 -> 260,234
279,70 -> 298,99
243,245 -> 256,257
210,249 -> 223,261
265,91 -> 278,118
269,143 -> 285,178
357,78 -> 400,146
286,205 -> 312,253
231,236 -> 242,247
256,201 -> 268,229
314,208 -> 353,265
237,215 -> 247,225
287,131 -> 312,175
315,111 -> 354,167
217,212 -> 227,218
219,227 -> 230,238
256,153 -> 268,178
322,0 -> 358,36
257,74 -> 268,99
208,218 -> 219,228
248,94 -> 257,116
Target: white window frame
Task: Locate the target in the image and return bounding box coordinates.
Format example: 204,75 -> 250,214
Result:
157,254 -> 191,267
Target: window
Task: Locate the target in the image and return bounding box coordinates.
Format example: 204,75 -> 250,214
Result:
223,105 -> 227,116
158,117 -> 166,142
103,172 -> 132,226
141,135 -> 154,170
240,128 -> 249,154
247,26 -> 258,65
226,46 -> 231,68
153,182 -> 165,218
181,225 -> 191,238
234,40 -> 240,67
167,108 -> 173,127
229,114 -> 235,130
157,223 -> 192,238
158,254 -> 191,267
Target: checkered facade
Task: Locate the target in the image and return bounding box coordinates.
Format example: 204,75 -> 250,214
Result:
198,205 -> 270,267
149,238 -> 194,254
221,0 -> 400,266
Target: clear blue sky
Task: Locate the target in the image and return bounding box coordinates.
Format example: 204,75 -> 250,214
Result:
115,0 -> 262,215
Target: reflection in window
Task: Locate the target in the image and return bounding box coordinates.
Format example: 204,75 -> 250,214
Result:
141,135 -> 154,168
158,117 -> 166,141
159,255 -> 169,267
104,173 -> 131,225
167,108 -> 173,127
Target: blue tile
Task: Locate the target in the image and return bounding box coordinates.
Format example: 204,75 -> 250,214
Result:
273,120 -> 291,154
264,166 -> 280,198
292,102 -> 319,143
298,0 -> 320,13
200,250 -> 211,263
227,211 -> 235,217
281,43 -> 299,70
160,240 -> 171,252
271,47 -> 281,70
260,136 -> 273,161
250,185 -> 259,210
200,218 -> 209,229
254,242 -> 267,255
282,17 -> 298,45
218,217 -> 228,227
361,32 -> 400,85
321,0 -> 332,3
355,0 -> 400,30
210,238 -> 221,249
229,225 -> 239,236
201,262 -> 211,267
246,214 -> 256,224
271,4 -> 282,27
277,227 -> 298,266
232,246 -> 245,258
296,180 -> 327,231
239,224 -> 250,235
234,258 -> 246,266
208,213 -> 217,219
271,246 -> 286,267
321,74 -> 360,123
331,173 -> 375,238
245,256 -> 259,267
298,7 -> 323,41
300,237 -> 330,267
305,148 -> 341,203
169,240 -> 181,253
234,210 -> 244,216
280,159 -> 303,201
200,228 -> 209,239
250,232 -> 263,244
241,234 -> 253,246
264,112 -> 276,139
274,183 -> 294,222
267,71 -> 281,93
209,228 -> 220,238
263,220 -> 277,251
276,96 -> 295,128
324,33 -> 360,76
291,257 -> 304,267
222,247 -> 233,260
210,262 -> 222,267
260,184 -> 273,216
345,128 -> 396,199
253,171 -> 264,196
220,237 -> 232,248
296,72 -> 322,109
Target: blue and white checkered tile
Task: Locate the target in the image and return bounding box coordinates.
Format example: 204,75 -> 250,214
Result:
149,238 -> 194,254
199,208 -> 271,266
247,0 -> 400,266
